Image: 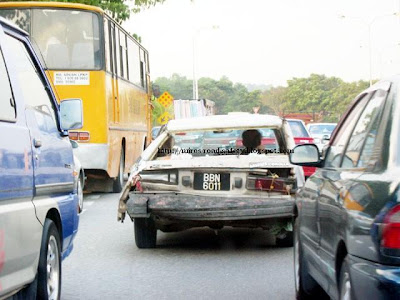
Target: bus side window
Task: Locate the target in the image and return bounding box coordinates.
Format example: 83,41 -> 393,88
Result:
114,25 -> 120,77
119,30 -> 128,80
104,18 -> 112,73
140,48 -> 145,89
127,38 -> 140,86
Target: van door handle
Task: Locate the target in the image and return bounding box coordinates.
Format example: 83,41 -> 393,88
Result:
33,138 -> 42,148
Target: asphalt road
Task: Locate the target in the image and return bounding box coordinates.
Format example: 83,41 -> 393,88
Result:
61,193 -> 295,300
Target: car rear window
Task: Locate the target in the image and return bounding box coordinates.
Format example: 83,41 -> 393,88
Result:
155,128 -> 285,159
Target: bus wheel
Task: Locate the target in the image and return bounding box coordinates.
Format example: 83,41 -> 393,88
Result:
113,147 -> 125,193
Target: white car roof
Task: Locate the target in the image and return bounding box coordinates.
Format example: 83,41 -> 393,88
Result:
166,114 -> 283,132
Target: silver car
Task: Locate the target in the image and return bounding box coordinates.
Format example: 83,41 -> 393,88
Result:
307,122 -> 337,153
118,114 -> 305,248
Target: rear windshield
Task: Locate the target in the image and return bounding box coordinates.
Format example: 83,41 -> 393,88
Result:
308,124 -> 336,136
155,128 -> 286,159
288,120 -> 309,137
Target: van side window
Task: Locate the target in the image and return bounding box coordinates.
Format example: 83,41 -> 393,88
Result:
5,34 -> 57,130
0,48 -> 16,122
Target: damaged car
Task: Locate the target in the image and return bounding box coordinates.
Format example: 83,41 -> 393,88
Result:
118,114 -> 305,248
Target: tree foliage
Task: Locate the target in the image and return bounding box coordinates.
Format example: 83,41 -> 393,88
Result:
2,0 -> 166,23
153,73 -> 369,122
153,74 -> 262,114
261,74 -> 369,122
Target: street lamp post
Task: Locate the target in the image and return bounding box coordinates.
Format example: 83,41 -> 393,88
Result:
192,25 -> 219,99
340,13 -> 399,86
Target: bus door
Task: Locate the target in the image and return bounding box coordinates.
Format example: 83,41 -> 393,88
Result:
109,21 -> 120,123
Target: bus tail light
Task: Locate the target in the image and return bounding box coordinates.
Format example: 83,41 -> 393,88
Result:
381,204 -> 400,255
69,131 -> 90,142
69,132 -> 78,141
78,132 -> 90,141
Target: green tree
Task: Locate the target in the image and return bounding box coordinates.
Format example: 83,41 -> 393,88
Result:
260,86 -> 287,115
2,0 -> 166,23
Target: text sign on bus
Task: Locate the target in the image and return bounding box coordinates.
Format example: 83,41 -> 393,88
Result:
54,72 -> 90,86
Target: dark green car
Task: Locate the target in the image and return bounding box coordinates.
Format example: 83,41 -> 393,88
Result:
290,78 -> 400,300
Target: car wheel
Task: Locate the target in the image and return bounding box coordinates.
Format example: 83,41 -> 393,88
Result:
134,218 -> 157,249
276,230 -> 294,247
113,147 -> 125,193
294,217 -> 323,299
78,173 -> 84,213
339,257 -> 353,300
37,219 -> 61,300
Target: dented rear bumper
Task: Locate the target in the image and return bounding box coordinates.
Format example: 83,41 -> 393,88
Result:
126,192 -> 295,221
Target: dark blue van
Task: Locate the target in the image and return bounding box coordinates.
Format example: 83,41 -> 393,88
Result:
0,18 -> 83,299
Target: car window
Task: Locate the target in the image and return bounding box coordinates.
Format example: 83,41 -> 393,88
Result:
308,124 -> 336,135
288,120 -> 309,137
324,95 -> 369,168
343,91 -> 386,168
5,34 -> 57,131
0,47 -> 16,122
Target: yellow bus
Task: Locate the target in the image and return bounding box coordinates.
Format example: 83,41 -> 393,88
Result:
0,2 -> 152,192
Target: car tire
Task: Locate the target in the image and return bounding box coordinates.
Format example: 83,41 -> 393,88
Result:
113,147 -> 125,193
78,172 -> 84,213
134,218 -> 157,249
37,219 -> 62,300
276,230 -> 294,247
339,257 -> 354,300
294,217 -> 323,299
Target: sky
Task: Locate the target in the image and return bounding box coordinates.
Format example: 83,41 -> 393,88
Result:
124,0 -> 400,87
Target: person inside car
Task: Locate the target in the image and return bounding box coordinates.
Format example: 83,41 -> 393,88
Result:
242,129 -> 263,154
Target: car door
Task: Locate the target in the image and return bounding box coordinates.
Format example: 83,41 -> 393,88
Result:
318,85 -> 389,290
300,92 -> 369,289
3,32 -> 75,244
0,27 -> 42,295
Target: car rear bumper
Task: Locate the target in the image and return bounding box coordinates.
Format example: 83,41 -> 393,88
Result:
126,192 -> 295,221
349,254 -> 400,300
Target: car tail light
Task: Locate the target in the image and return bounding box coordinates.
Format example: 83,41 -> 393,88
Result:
381,204 -> 400,251
247,177 -> 296,194
69,131 -> 90,142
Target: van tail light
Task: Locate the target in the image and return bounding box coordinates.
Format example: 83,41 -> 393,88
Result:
381,204 -> 400,255
69,131 -> 90,142
247,177 -> 296,194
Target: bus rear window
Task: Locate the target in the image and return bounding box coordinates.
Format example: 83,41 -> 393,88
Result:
32,9 -> 102,70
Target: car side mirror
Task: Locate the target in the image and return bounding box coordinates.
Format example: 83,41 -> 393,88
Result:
60,99 -> 83,130
289,144 -> 321,167
322,135 -> 330,143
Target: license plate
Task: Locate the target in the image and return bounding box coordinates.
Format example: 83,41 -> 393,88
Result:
193,172 -> 230,191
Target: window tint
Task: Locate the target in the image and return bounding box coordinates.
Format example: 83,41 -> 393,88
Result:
325,95 -> 368,168
0,48 -> 16,121
343,91 -> 385,168
5,34 -> 57,129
